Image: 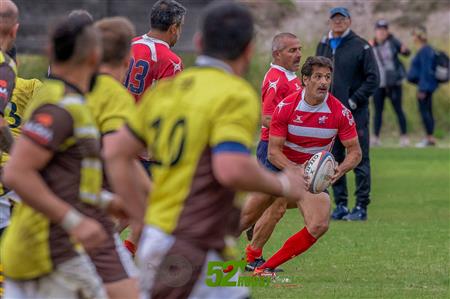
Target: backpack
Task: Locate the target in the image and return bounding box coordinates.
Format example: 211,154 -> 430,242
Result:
434,50 -> 449,83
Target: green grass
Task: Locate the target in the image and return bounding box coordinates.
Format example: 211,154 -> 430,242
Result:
242,148 -> 450,298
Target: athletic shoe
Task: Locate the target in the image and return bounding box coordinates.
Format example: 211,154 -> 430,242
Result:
415,139 -> 436,148
331,204 -> 349,220
246,224 -> 255,241
399,136 -> 410,147
253,267 -> 277,278
370,136 -> 381,147
245,257 -> 284,272
343,205 -> 367,221
245,257 -> 265,272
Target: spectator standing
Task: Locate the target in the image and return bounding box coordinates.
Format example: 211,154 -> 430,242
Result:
370,19 -> 411,147
316,7 -> 379,221
407,25 -> 438,147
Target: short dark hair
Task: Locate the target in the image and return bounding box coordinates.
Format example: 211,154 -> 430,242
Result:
50,16 -> 99,63
68,9 -> 94,24
150,0 -> 186,31
95,17 -> 135,66
201,1 -> 254,61
301,56 -> 333,78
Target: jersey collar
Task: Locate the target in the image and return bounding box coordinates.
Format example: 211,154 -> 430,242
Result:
142,34 -> 170,48
47,74 -> 84,95
296,89 -> 331,113
195,55 -> 234,74
270,63 -> 298,81
328,28 -> 351,39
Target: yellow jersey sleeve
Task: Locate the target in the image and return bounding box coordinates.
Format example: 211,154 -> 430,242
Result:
87,75 -> 136,135
209,83 -> 259,151
127,88 -> 156,145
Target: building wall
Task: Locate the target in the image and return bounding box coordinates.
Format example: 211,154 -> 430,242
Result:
14,0 -> 210,54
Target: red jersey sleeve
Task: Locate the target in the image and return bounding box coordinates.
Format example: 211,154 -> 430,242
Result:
158,55 -> 183,80
338,105 -> 358,141
269,96 -> 295,138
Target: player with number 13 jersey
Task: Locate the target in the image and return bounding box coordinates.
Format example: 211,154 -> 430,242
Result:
124,0 -> 186,102
125,35 -> 183,102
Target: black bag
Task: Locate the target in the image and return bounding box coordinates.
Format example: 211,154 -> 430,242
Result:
434,50 -> 449,83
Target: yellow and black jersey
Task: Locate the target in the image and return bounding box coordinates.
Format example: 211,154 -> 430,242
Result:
0,51 -> 17,115
127,56 -> 260,250
5,77 -> 42,137
87,74 -> 136,135
0,78 -> 43,179
1,76 -> 104,280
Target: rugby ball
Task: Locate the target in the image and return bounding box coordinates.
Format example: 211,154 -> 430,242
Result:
304,151 -> 336,194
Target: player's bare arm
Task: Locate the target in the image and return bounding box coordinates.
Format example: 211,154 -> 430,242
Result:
212,152 -> 307,201
262,114 -> 272,128
3,136 -> 107,250
331,136 -> 362,183
103,126 -> 147,224
0,121 -> 13,153
268,135 -> 298,169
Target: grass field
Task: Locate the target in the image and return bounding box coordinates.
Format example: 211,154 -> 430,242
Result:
241,147 -> 449,298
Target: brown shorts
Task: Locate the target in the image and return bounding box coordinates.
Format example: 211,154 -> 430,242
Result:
88,221 -> 137,283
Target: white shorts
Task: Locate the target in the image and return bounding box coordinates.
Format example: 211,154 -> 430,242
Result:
4,254 -> 108,299
137,225 -> 249,299
0,191 -> 21,230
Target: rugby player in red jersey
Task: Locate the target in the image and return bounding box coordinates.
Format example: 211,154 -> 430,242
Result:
241,56 -> 362,276
244,32 -> 302,271
124,0 -> 186,102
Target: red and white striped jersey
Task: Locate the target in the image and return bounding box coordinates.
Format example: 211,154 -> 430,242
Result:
124,34 -> 183,102
270,89 -> 357,164
260,63 -> 302,141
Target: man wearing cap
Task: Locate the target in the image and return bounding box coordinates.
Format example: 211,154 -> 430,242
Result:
370,19 -> 411,147
316,7 -> 379,221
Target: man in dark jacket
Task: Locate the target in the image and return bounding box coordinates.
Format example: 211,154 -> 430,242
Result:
316,7 -> 379,221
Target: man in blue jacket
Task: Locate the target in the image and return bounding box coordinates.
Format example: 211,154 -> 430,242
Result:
316,7 -> 379,221
407,25 -> 438,147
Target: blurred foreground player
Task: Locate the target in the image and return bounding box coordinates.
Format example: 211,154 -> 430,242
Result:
0,0 -> 19,158
1,17 -> 108,299
88,17 -> 151,299
105,2 -> 307,298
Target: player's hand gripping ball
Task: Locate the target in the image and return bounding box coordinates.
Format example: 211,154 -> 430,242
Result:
304,151 -> 336,194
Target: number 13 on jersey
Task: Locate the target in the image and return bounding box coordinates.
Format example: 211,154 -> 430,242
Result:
124,58 -> 150,95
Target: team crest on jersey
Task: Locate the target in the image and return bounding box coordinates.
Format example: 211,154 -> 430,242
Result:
295,83 -> 301,91
342,107 -> 355,126
318,115 -> 328,124
275,99 -> 291,114
170,59 -> 182,73
268,78 -> 279,93
293,115 -> 303,123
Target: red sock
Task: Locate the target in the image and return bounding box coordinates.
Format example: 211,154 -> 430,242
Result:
261,227 -> 317,269
245,244 -> 262,263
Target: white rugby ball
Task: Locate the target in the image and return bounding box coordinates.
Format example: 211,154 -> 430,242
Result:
304,151 -> 336,194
